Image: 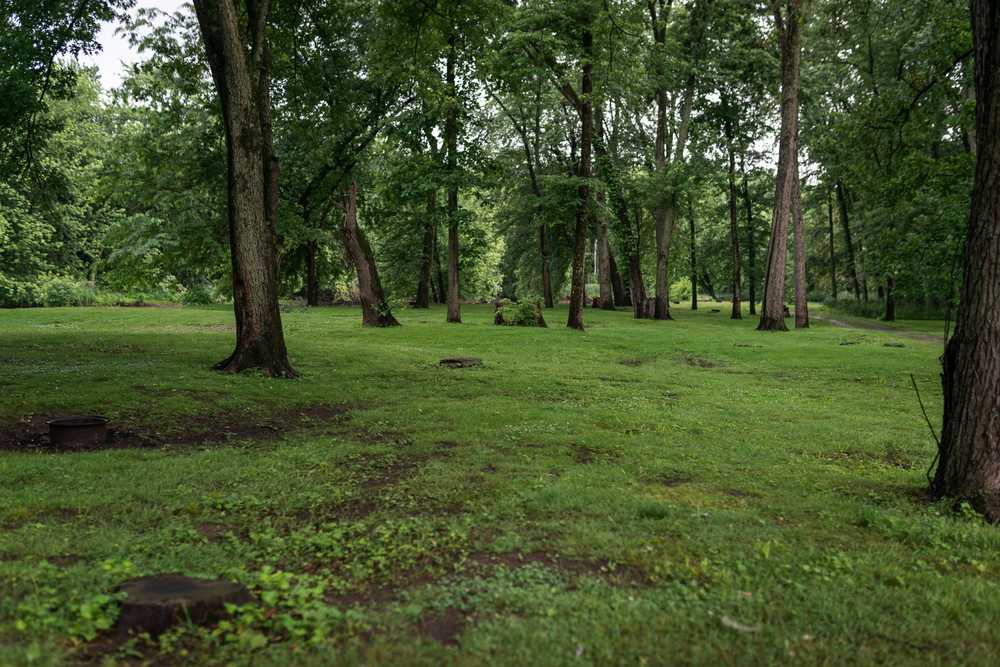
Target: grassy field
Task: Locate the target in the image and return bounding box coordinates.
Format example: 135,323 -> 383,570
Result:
2,302 -> 998,666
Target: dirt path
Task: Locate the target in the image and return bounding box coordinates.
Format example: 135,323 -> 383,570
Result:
814,315 -> 945,345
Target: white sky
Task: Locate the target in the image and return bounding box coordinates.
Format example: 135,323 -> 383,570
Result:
78,0 -> 187,90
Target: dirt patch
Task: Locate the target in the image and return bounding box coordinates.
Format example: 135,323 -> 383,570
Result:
418,608 -> 466,646
439,357 -> 483,368
618,358 -> 651,367
680,353 -> 722,368
723,488 -> 760,499
644,473 -> 692,488
816,316 -> 942,344
0,404 -> 353,454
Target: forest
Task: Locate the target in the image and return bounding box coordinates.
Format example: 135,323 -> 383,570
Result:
1,0 -> 999,664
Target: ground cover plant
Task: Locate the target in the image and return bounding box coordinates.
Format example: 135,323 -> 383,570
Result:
3,303 -> 999,665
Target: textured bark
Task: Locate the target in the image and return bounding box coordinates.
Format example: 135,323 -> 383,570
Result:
758,0 -> 802,332
629,209 -> 647,318
688,206 -> 698,311
415,191 -> 435,308
793,170 -> 809,328
609,251 -> 627,307
445,35 -> 461,323
433,226 -> 446,305
932,0 -> 1000,520
828,190 -> 837,300
835,180 -> 862,302
340,181 -> 399,328
726,119 -> 742,320
742,161 -> 757,315
565,25 -> 595,331
597,217 -> 615,309
883,274 -> 896,322
193,0 -> 295,377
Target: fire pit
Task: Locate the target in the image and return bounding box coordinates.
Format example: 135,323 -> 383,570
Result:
48,416 -> 109,447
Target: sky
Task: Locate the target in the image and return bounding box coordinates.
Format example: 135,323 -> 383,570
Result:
78,0 -> 187,90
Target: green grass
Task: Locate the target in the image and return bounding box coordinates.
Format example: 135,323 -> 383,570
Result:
1,303 -> 998,665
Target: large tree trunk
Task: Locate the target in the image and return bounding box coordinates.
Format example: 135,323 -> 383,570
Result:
726,119 -> 742,320
793,169 -> 809,328
445,35 -> 461,323
433,226 -> 446,305
340,181 -> 399,327
758,0 -> 802,332
193,0 -> 295,377
932,0 -> 1000,521
688,204 -> 698,311
597,217 -> 615,309
828,189 -> 837,300
742,161 -> 757,315
566,26 -> 594,331
836,180 -> 862,302
415,191 -> 435,308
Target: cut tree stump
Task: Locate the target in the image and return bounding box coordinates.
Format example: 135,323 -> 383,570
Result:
439,357 -> 483,368
115,574 -> 252,636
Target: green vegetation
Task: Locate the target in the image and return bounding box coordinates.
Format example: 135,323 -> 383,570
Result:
3,304 -> 997,665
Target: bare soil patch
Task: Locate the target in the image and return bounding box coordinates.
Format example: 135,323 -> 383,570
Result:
418,607 -> 466,645
0,404 -> 352,454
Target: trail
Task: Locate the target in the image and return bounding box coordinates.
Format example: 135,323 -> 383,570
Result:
814,315 -> 944,345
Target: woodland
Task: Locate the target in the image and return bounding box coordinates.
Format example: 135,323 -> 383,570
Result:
1,0 -> 999,664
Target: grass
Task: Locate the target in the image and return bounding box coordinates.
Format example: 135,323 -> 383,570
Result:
1,302 -> 998,665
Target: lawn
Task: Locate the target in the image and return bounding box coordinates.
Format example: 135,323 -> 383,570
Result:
2,303 -> 998,666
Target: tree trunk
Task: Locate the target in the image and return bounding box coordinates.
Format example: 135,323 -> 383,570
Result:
193,0 -> 295,377
758,0 -> 802,332
306,239 -> 319,307
700,271 -> 718,302
340,181 -> 399,327
540,222 -> 554,307
742,160 -> 756,315
609,250 -> 627,307
793,169 -> 809,328
828,189 -> 837,301
688,204 -> 698,311
597,217 -> 615,309
415,191 -> 435,308
932,0 -> 1000,520
433,226 -> 446,304
835,180 -> 862,302
630,207 -> 647,318
883,274 -> 896,321
726,119 -> 742,320
566,26 -> 594,331
445,35 -> 461,323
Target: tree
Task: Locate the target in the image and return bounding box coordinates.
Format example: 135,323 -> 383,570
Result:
192,0 -> 295,376
758,0 -> 803,332
931,0 -> 1000,521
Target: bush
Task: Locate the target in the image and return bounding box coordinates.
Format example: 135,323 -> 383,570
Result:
671,277 -> 693,302
181,285 -> 215,305
494,298 -> 547,327
40,276 -> 95,307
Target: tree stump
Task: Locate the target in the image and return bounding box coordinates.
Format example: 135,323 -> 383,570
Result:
115,575 -> 252,637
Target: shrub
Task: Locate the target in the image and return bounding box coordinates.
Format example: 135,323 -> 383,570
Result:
671,277 -> 693,302
40,276 -> 95,307
494,298 -> 547,327
181,285 -> 215,305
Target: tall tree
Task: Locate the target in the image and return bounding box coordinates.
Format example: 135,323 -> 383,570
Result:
758,0 -> 803,331
793,172 -> 809,327
931,0 -> 1000,520
193,0 -> 295,376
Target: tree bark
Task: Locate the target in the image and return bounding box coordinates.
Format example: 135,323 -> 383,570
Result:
688,204 -> 698,311
306,239 -> 319,307
433,225 -> 446,305
742,159 -> 756,315
340,181 -> 399,327
566,25 -> 595,331
793,169 -> 809,328
415,191 -> 435,308
828,189 -> 837,300
445,35 -> 461,323
883,274 -> 896,321
609,250 -> 627,307
932,0 -> 1000,520
835,180 -> 862,302
597,216 -> 615,309
193,0 -> 295,377
758,0 -> 802,332
726,116 -> 742,319
629,208 -> 647,319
